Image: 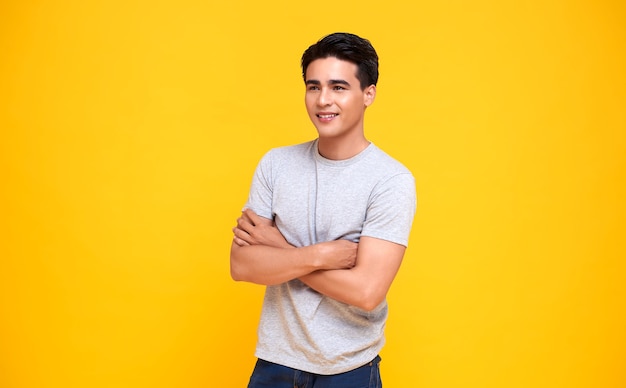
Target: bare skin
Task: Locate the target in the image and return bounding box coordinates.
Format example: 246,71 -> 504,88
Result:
231,209 -> 406,311
230,209 -> 357,286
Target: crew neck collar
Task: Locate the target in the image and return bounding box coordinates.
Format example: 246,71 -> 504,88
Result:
313,139 -> 375,166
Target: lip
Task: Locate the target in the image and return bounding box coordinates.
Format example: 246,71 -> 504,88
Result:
316,112 -> 339,122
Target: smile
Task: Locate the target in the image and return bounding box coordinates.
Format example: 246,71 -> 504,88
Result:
317,114 -> 338,119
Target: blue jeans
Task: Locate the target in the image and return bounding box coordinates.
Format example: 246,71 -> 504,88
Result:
247,356 -> 382,388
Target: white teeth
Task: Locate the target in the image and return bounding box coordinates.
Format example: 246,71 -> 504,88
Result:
318,114 -> 337,119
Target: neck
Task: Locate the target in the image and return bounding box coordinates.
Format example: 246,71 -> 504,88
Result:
317,135 -> 370,160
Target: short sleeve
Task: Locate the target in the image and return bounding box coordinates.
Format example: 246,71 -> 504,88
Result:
361,173 -> 417,247
245,151 -> 275,220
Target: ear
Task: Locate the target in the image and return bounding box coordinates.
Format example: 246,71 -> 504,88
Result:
363,84 -> 376,107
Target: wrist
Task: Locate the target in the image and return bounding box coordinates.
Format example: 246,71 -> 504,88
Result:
308,243 -> 329,270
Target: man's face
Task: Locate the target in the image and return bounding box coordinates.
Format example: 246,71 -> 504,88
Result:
304,57 -> 375,141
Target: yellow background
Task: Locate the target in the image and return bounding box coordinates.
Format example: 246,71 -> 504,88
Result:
1,1 -> 624,387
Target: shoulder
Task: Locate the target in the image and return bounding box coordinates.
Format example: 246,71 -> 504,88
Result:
254,140 -> 317,181
364,144 -> 414,183
362,145 -> 416,206
261,140 -> 316,163
369,144 -> 411,170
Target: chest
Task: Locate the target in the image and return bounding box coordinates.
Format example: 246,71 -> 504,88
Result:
272,163 -> 375,245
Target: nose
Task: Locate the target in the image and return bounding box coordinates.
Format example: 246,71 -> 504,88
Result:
317,88 -> 332,107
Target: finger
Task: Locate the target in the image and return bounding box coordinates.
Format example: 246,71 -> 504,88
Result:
233,226 -> 256,245
233,226 -> 248,238
242,208 -> 262,226
233,235 -> 250,246
236,216 -> 253,234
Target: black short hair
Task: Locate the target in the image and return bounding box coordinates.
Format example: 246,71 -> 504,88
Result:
301,32 -> 379,90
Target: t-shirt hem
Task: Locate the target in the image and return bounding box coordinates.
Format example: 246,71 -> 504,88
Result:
254,346 -> 383,375
360,232 -> 409,247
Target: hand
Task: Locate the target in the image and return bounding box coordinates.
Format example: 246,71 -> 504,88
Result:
315,239 -> 358,270
232,209 -> 293,248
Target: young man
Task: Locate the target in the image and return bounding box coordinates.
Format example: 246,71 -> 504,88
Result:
230,32 -> 416,387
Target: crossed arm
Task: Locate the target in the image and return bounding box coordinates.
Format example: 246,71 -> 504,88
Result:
230,209 -> 407,311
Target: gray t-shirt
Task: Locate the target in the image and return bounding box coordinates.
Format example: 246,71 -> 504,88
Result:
245,139 -> 416,375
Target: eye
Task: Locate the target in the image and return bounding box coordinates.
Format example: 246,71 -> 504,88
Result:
307,85 -> 320,91
333,85 -> 346,91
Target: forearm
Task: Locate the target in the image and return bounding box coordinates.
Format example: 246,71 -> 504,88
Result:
300,237 -> 406,311
230,240 -> 357,285
230,241 -> 327,285
300,268 -> 386,311
230,209 -> 358,286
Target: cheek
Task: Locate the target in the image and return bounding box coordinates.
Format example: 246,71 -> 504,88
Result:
305,94 -> 316,107
339,94 -> 361,106
304,97 -> 313,111
341,97 -> 362,112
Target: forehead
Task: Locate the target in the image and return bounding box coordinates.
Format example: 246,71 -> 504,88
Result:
305,57 -> 359,81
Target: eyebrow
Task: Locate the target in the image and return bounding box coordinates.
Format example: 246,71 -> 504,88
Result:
306,79 -> 351,87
